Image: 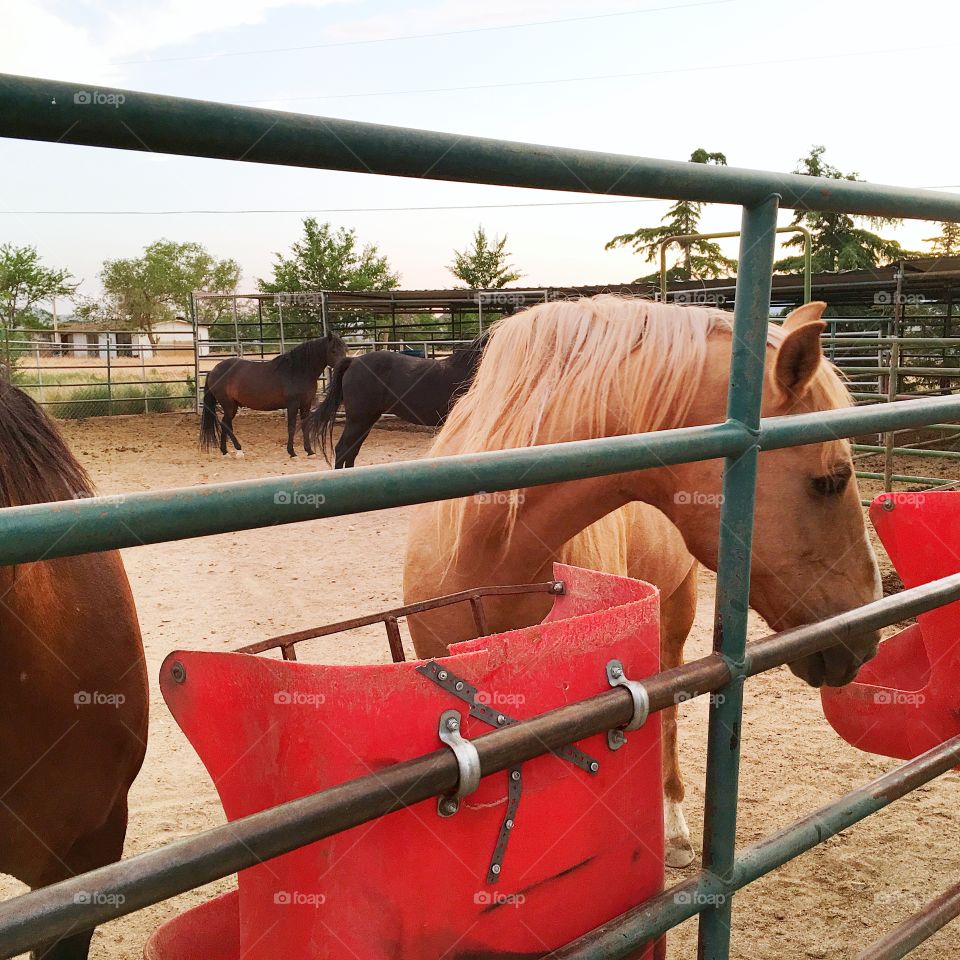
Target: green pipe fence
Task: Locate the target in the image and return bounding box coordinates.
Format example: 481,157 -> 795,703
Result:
2,72 -> 960,958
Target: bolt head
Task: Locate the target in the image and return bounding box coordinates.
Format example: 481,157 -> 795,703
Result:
446,716 -> 460,731
491,863 -> 501,875
505,819 -> 514,829
589,761 -> 600,773
440,798 -> 458,816
882,497 -> 895,512
510,770 -> 521,781
610,664 -> 624,680
437,670 -> 448,681
496,714 -> 506,725
171,661 -> 186,684
455,681 -> 464,691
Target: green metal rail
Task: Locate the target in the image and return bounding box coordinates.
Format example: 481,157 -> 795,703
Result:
2,72 -> 960,959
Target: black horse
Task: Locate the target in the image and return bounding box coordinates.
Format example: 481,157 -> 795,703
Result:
200,333 -> 346,458
305,333 -> 488,468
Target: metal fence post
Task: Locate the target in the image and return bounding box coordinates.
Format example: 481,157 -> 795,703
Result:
105,336 -> 114,414
697,194 -> 780,960
883,263 -> 904,490
190,292 -> 201,414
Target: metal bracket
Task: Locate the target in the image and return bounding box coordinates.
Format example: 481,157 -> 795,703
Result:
605,659 -> 650,751
436,709 -> 481,817
487,766 -> 522,883
417,660 -> 599,775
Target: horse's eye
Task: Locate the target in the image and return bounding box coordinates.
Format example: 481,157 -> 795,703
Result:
811,463 -> 852,497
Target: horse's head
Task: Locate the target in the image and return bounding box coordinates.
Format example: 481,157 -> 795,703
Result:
324,333 -> 348,368
450,332 -> 490,373
671,301 -> 881,687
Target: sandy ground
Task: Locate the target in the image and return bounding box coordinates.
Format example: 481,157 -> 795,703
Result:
2,412 -> 958,960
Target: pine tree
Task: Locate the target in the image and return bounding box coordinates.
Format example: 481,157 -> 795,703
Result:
924,221 -> 960,257
605,149 -> 736,282
775,146 -> 914,273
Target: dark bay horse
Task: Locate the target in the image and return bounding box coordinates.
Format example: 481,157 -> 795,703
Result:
305,334 -> 488,468
0,381 -> 148,960
200,333 -> 347,458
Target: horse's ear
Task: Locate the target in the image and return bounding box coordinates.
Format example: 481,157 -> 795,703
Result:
782,300 -> 827,333
773,316 -> 827,403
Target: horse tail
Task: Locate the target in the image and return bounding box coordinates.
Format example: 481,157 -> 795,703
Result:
198,382 -> 223,452
306,357 -> 351,465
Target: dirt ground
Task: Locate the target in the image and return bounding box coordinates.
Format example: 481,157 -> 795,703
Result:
2,412 -> 958,960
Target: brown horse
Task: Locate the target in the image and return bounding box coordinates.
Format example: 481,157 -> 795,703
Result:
200,334 -> 347,458
403,296 -> 881,869
0,380 -> 148,960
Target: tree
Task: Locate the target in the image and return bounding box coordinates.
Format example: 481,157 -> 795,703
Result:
924,221 -> 960,257
259,219 -> 399,292
447,226 -> 522,288
605,149 -> 736,282
0,243 -> 76,352
101,240 -> 241,344
775,146 -> 914,273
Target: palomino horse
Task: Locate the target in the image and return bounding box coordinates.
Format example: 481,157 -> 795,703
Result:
0,381 -> 148,959
305,334 -> 488,468
200,333 -> 346,458
403,296 -> 881,869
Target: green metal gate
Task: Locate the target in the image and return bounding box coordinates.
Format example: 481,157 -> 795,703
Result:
2,73 -> 960,959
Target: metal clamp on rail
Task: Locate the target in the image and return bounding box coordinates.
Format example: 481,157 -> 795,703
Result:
605,659 -> 650,751
436,709 -> 481,817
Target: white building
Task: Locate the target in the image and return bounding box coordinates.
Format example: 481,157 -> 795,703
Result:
31,318 -> 210,358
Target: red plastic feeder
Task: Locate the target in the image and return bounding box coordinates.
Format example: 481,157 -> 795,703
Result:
822,491 -> 960,762
147,564 -> 665,960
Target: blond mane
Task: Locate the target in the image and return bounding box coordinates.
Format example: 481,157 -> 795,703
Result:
432,295 -> 852,567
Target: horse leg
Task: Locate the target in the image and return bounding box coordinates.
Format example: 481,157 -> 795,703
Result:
300,396 -> 316,457
29,797 -> 130,960
221,399 -> 243,458
286,401 -> 300,458
660,560 -> 698,869
334,417 -> 374,469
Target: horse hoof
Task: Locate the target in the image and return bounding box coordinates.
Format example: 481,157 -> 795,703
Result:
234,450 -> 245,460
306,452 -> 316,458
665,842 -> 696,869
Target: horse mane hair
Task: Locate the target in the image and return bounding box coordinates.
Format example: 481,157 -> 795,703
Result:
0,379 -> 94,507
448,331 -> 490,370
276,335 -> 337,379
431,294 -> 853,564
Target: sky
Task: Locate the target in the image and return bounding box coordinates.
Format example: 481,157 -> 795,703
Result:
1,0 -> 958,304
